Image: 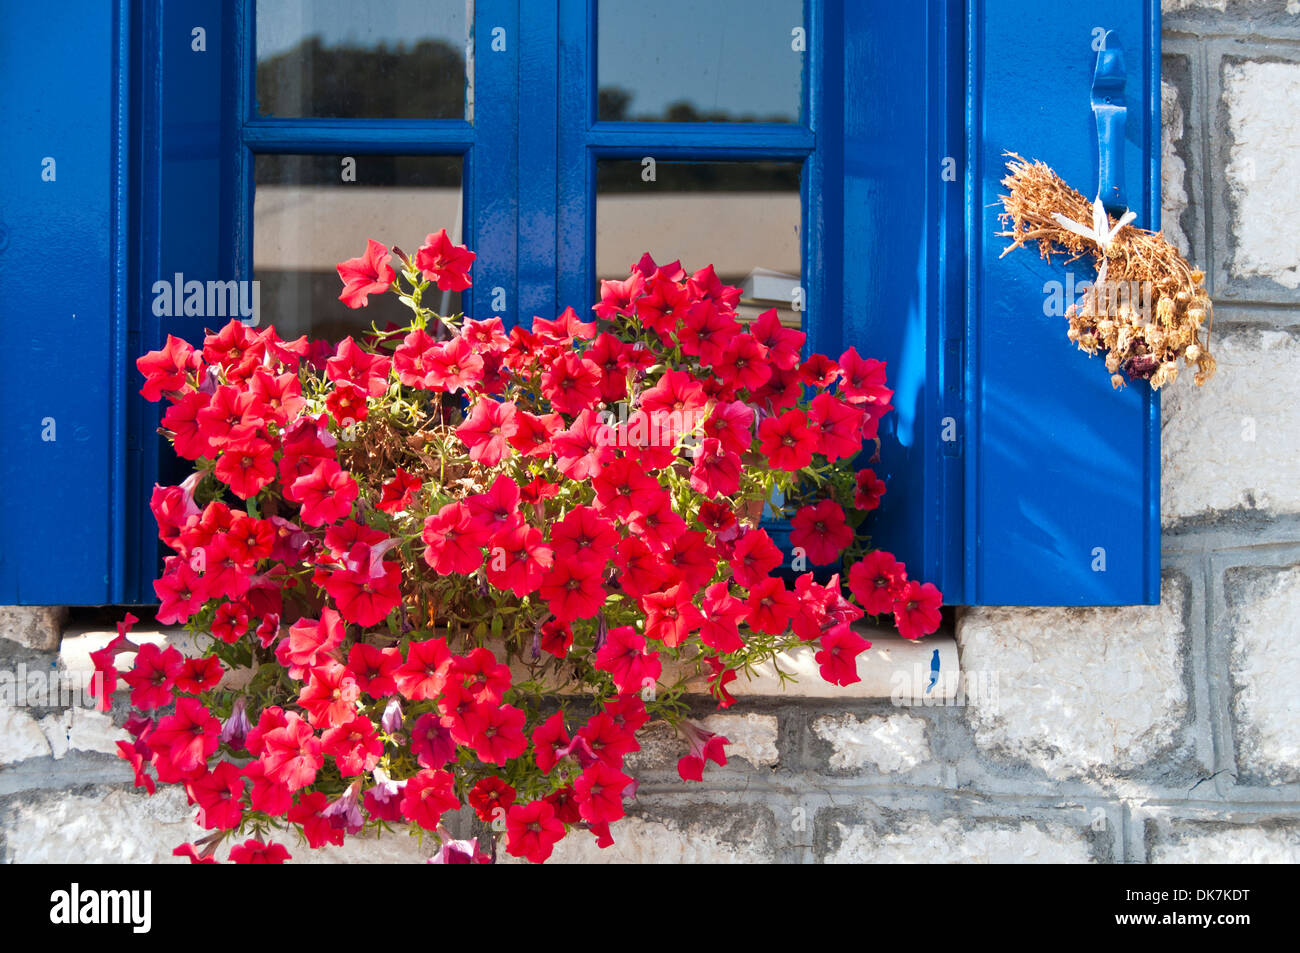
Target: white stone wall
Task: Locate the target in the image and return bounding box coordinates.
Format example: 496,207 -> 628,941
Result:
3,3 -> 1300,864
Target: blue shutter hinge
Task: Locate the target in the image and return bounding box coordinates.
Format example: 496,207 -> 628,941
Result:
1092,31 -> 1128,217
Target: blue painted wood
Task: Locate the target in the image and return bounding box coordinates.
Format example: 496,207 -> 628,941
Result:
518,1 -> 561,327
587,123 -> 815,156
470,0 -> 520,325
839,1 -> 959,601
966,0 -> 1161,604
241,121 -> 476,153
557,0 -> 595,317
0,0 -> 124,603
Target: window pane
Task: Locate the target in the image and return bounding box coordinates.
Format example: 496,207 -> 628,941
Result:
254,154 -> 463,342
597,0 -> 804,123
255,0 -> 470,119
596,160 -> 803,328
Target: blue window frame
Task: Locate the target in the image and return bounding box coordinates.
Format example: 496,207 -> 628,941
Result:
0,0 -> 1161,608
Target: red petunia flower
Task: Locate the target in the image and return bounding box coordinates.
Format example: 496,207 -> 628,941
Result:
641,584 -> 703,648
704,400 -> 756,456
676,719 -> 730,781
700,581 -> 747,654
175,655 -> 224,695
749,308 -> 805,370
259,712 -> 323,792
187,760 -> 246,830
814,627 -> 872,686
378,467 -> 422,514
744,576 -> 798,635
421,501 -> 490,575
468,776 -> 517,824
276,608 -> 347,680
704,656 -> 738,709
296,661 -> 361,729
228,839 -> 291,864
290,460 -> 358,527
538,561 -> 605,623
121,642 -> 186,711
150,696 -> 221,778
325,380 -> 368,427
532,711 -> 570,773
486,524 -> 552,598
689,437 -> 742,498
137,335 -> 199,400
806,392 -> 866,463
394,637 -> 453,701
730,527 -> 784,588
714,331 -> 771,392
415,229 -> 476,292
847,550 -> 908,616
325,337 -> 391,397
457,399 -> 518,466
789,500 -> 854,566
505,800 -> 566,864
592,273 -> 646,321
757,408 -> 817,471
892,579 -> 943,640
574,761 -> 632,824
321,716 -> 383,777
400,769 -> 461,831
470,704 -> 528,766
538,619 -> 574,659
854,468 -> 886,511
337,239 -> 395,309
508,410 -> 562,458
593,625 -> 661,695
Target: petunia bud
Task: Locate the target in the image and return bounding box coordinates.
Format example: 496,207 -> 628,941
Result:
220,696 -> 251,751
323,783 -> 365,834
381,698 -> 404,737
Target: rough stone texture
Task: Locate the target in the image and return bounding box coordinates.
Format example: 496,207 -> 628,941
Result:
1223,564 -> 1300,782
1148,821 -> 1300,863
821,814 -> 1094,864
0,606 -> 66,652
1161,78 -> 1191,258
505,806 -> 779,864
701,713 -> 779,768
957,575 -> 1189,779
812,713 -> 931,773
0,785 -> 442,864
0,707 -> 52,764
1162,330 -> 1300,523
1165,0 -> 1300,18
1222,60 -> 1300,290
37,708 -> 123,761
625,713 -> 778,773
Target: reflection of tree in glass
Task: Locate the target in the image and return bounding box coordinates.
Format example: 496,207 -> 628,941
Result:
597,85 -> 796,125
257,36 -> 465,121
256,153 -> 462,189
596,158 -> 800,194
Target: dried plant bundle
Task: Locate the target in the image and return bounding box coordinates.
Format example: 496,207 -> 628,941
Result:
997,153 -> 1216,389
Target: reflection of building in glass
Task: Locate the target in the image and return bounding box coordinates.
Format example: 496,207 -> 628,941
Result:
596,160 -> 803,330
254,153 -> 463,343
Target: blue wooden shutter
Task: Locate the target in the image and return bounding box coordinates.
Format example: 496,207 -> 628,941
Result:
840,1 -> 964,603
843,0 -> 1160,606
966,0 -> 1160,605
0,2 -> 131,604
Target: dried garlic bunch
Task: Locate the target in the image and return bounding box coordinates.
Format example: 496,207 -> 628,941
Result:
998,153 -> 1216,390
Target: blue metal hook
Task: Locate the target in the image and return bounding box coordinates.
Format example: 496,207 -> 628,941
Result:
1092,31 -> 1128,217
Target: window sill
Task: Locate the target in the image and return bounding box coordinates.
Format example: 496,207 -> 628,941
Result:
60,622 -> 959,704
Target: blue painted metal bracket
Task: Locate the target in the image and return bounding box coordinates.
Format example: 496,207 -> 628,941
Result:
1092,31 -> 1128,216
